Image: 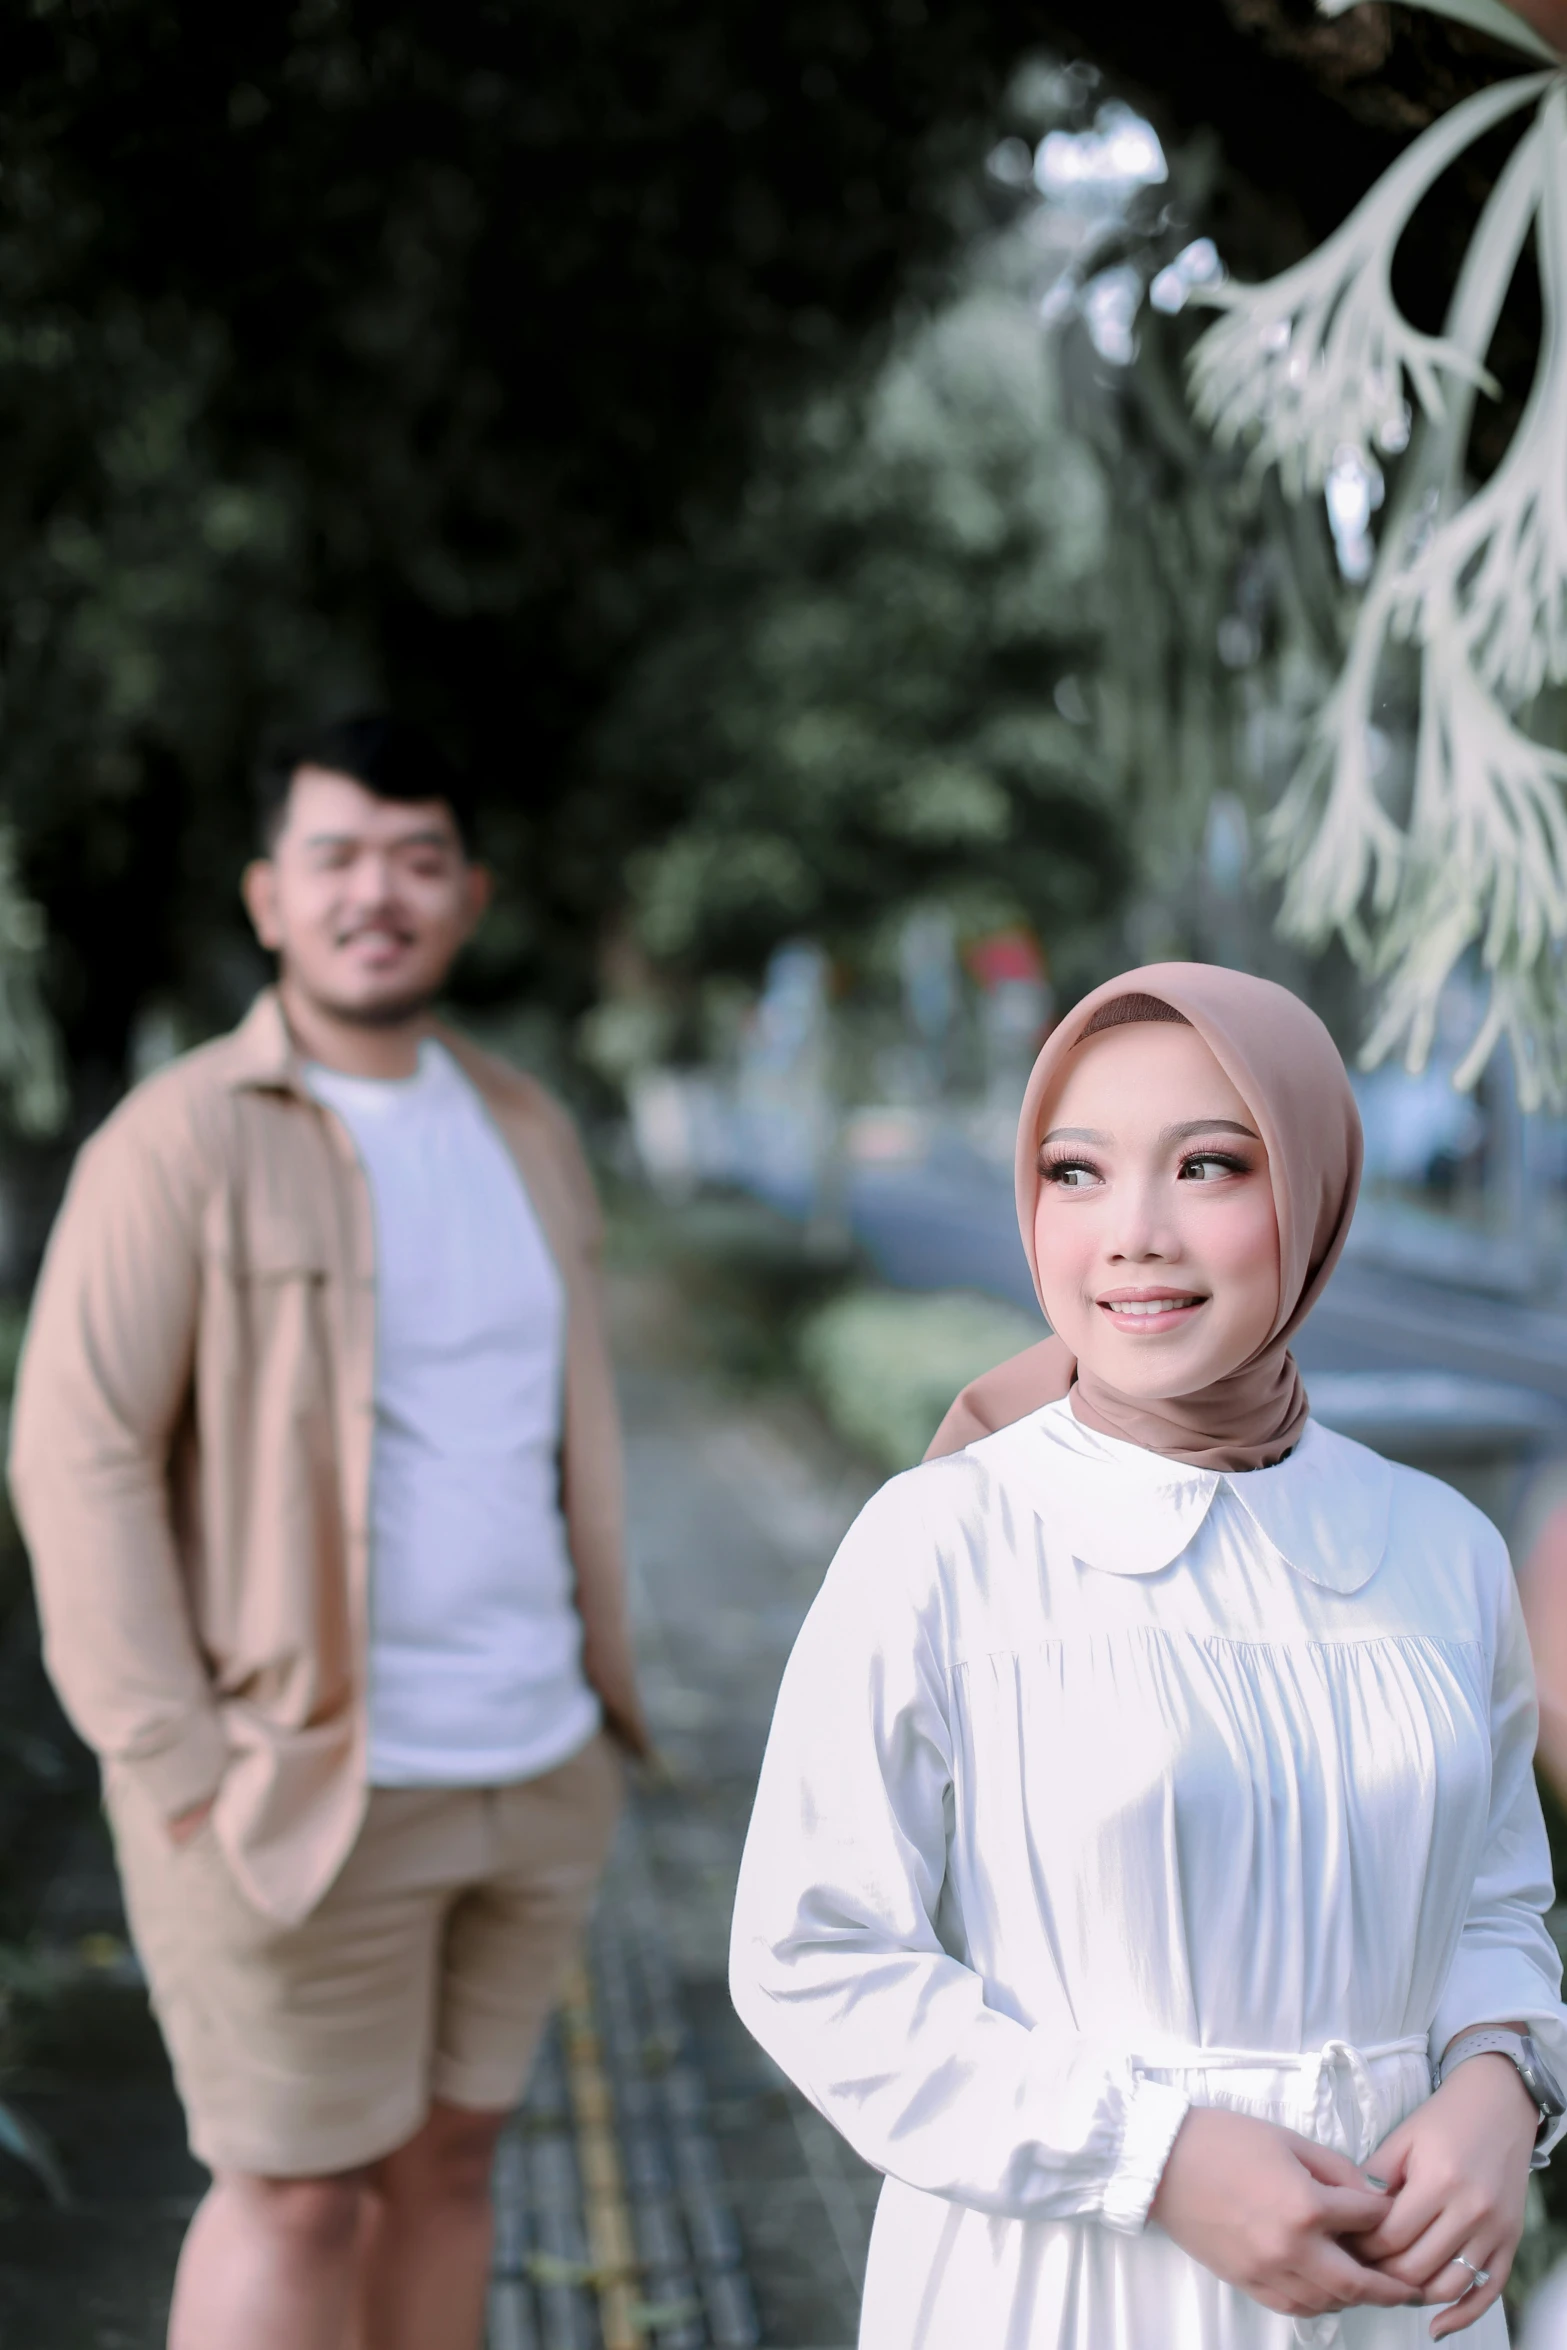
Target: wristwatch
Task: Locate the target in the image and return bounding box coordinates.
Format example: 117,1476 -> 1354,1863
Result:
1436,2027 -> 1567,2169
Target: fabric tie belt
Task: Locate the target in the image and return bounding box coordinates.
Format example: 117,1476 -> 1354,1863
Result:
1130,2035 -> 1433,2348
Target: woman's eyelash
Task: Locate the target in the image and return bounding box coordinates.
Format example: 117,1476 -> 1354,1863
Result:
1177,1149 -> 1251,1178
1039,1151 -> 1101,1184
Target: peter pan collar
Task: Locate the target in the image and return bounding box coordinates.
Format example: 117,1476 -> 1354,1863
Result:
982,1398 -> 1393,1595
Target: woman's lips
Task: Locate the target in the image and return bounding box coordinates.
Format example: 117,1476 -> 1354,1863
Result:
1096,1291 -> 1207,1332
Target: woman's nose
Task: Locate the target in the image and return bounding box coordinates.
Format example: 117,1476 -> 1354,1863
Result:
1106,1183 -> 1179,1261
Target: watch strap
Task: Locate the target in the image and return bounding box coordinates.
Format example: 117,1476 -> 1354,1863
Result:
1437,2027 -> 1559,2166
1437,2026 -> 1532,2087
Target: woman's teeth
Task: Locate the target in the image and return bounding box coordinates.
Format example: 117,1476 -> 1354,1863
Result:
1105,1297 -> 1201,1316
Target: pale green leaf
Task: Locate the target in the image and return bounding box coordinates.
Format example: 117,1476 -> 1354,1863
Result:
1319,0 -> 1564,65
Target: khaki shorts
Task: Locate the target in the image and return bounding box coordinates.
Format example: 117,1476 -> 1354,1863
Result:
106,1731 -> 622,2178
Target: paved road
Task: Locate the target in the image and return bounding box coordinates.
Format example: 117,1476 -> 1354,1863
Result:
615,1262 -> 881,2350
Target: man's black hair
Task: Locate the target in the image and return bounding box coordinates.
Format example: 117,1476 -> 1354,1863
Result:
255,712 -> 477,852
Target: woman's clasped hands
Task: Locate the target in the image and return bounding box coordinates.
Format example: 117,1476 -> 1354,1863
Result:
1150,2110 -> 1413,2323
1348,2054 -> 1539,2339
1150,2054 -> 1539,2337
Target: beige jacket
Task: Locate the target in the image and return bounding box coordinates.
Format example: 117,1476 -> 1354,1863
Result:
10,990 -> 647,1925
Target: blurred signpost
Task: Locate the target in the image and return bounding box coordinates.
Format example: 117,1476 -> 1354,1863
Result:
965,927 -> 1054,1153
898,913 -> 960,1102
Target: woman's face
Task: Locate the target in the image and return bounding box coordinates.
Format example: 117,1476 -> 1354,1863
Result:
1031,1020 -> 1281,1399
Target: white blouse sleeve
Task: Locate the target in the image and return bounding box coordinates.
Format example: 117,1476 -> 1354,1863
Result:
728,1472 -> 1189,2232
1429,1545 -> 1567,2157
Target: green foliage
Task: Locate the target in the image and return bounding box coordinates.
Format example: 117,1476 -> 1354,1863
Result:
0,2 -> 1529,1102
599,272 -> 1123,979
0,838 -> 62,1137
0,0 -> 1052,1096
0,1306 -> 30,1404
797,1284 -> 1041,1468
611,1186 -> 855,1385
0,289 -> 338,1088
0,2096 -> 67,2208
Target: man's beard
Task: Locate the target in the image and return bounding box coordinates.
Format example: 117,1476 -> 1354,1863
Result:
300,976 -> 442,1030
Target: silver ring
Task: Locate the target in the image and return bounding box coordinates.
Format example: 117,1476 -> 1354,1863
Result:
1451,2255 -> 1491,2290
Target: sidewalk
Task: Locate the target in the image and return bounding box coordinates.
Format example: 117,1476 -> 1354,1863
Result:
613,1262 -> 881,2350
0,1250 -> 882,2349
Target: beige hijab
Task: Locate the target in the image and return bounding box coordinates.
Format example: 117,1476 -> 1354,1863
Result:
925,962 -> 1363,1472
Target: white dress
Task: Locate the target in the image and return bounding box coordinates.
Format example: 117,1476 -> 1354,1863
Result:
729,1401 -> 1567,2349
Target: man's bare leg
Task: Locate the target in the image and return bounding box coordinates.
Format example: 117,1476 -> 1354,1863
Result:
167,2170 -> 367,2350
356,2101 -> 508,2350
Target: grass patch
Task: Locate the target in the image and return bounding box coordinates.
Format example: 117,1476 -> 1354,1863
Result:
797,1287 -> 1043,1471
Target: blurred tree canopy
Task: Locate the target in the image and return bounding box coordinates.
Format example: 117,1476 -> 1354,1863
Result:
0,0 -> 1551,1118
0,0 -> 1056,1106
596,274 -> 1118,991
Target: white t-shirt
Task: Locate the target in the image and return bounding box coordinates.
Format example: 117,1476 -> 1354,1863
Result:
303,1040 -> 599,1786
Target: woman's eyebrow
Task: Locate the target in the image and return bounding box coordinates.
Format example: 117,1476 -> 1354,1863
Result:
1159,1117 -> 1260,1144
1039,1117 -> 1262,1150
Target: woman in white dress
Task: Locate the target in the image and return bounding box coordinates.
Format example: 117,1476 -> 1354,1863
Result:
729,964 -> 1567,2347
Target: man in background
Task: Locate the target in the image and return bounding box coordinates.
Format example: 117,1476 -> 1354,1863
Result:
10,713 -> 648,2350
